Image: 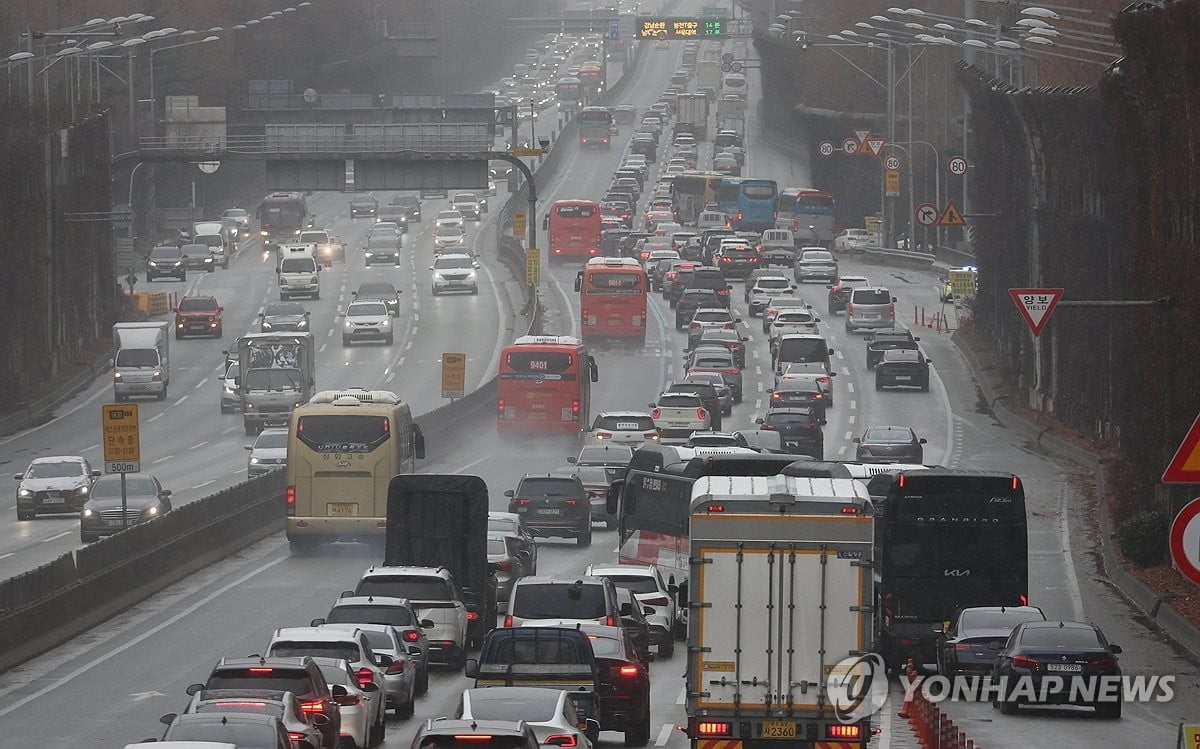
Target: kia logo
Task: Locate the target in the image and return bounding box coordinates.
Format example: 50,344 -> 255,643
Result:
944,569 -> 971,577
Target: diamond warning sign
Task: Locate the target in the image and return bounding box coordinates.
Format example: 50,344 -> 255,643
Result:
1008,287 -> 1064,337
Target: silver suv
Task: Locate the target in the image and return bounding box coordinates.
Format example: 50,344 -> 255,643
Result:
352,566 -> 469,666
845,286 -> 896,334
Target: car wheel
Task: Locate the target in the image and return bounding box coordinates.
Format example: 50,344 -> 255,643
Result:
207,266 -> 215,273
875,379 -> 883,391
997,696 -> 1019,715
369,708 -> 386,745
624,706 -> 651,747
577,525 -> 592,547
845,322 -> 854,334
416,667 -> 429,696
17,510 -> 35,521
659,637 -> 674,658
175,332 -> 183,340
1096,700 -> 1122,719
471,287 -> 479,295
385,334 -> 394,345
921,382 -> 930,393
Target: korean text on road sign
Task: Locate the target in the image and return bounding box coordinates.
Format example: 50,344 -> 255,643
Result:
1008,287 -> 1064,337
102,403 -> 141,474
442,353 -> 467,399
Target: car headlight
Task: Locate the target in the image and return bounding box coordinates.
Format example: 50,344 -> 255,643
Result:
113,372 -> 122,381
250,457 -> 261,464
296,320 -> 308,329
75,485 -> 89,496
381,318 -> 391,328
81,508 -> 94,517
293,229 -> 301,235
466,270 -> 477,280
148,261 -> 158,267
151,370 -> 162,381
344,320 -> 354,330
261,322 -> 273,330
145,505 -> 159,516
18,488 -> 32,498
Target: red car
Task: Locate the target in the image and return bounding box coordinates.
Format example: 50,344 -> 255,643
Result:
579,624 -> 651,747
174,296 -> 223,339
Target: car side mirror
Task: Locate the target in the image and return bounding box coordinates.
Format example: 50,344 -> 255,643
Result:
914,337 -> 921,341
428,266 -> 435,271
160,713 -> 178,727
926,358 -> 932,364
827,348 -> 835,355
818,418 -> 827,425
464,658 -> 480,678
185,683 -> 204,696
91,470 -> 102,478
754,417 -> 764,424
918,438 -> 928,444
566,456 -> 577,464
504,489 -> 515,498
933,623 -> 945,634
310,617 -> 326,626
542,216 -> 549,230
852,437 -> 861,443
892,296 -> 898,302
829,372 -> 838,377
1110,644 -> 1122,654
341,590 -> 354,597
161,489 -> 172,497
244,445 -> 253,451
331,684 -> 349,697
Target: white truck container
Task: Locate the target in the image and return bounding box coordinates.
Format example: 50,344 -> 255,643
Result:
684,475 -> 874,749
696,60 -> 722,95
192,220 -> 233,269
676,94 -> 710,140
237,332 -> 316,434
112,321 -> 171,401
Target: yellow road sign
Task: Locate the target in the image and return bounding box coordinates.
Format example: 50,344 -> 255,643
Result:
526,248 -> 540,286
513,211 -> 527,237
885,169 -> 901,196
937,199 -> 966,227
102,403 -> 141,473
441,353 -> 466,399
949,268 -> 978,298
511,147 -> 544,157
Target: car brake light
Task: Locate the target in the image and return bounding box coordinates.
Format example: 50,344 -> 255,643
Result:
216,701 -> 268,707
497,398 -> 505,415
761,422 -> 776,431
840,507 -> 859,514
496,560 -> 514,572
889,303 -> 895,317
1088,656 -> 1118,672
336,693 -> 361,706
618,665 -> 640,677
606,615 -> 616,627
289,732 -> 308,742
504,614 -> 514,627
354,667 -> 374,686
651,407 -> 661,419
545,734 -> 578,747
564,498 -> 578,505
249,667 -> 274,674
403,630 -> 420,642
1012,655 -> 1039,670
466,610 -> 480,621
386,660 -> 406,675
690,321 -> 701,328
285,486 -> 295,516
827,724 -> 860,739
299,701 -> 323,713
697,721 -> 731,737
453,737 -> 495,742
1019,593 -> 1028,605
696,407 -> 708,419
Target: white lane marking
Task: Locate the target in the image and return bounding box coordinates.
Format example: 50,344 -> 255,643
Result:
152,455 -> 173,464
838,445 -> 847,455
754,366 -> 762,375
83,444 -> 100,452
41,531 -> 72,543
754,398 -> 761,409
0,552 -> 13,560
676,687 -> 686,705
849,400 -> 857,410
194,378 -> 208,389
453,455 -> 491,475
655,724 -> 673,746
147,413 -> 165,423
841,367 -> 850,375
219,425 -> 240,435
319,343 -> 328,353
751,349 -> 759,359
479,261 -> 506,384
846,383 -> 855,394
0,551 -> 289,717
192,480 -> 216,489
848,415 -> 855,424
845,432 -> 853,440
385,372 -> 396,384
1059,485 -> 1085,620
173,395 -> 189,405
756,382 -> 763,392
405,340 -> 413,351
188,442 -> 208,450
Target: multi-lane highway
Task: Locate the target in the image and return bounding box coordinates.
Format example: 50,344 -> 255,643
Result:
0,13 -> 1197,749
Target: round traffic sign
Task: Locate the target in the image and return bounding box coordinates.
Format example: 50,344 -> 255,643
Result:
915,202 -> 939,227
722,52 -> 735,63
884,155 -> 901,171
948,155 -> 968,176
841,138 -> 859,156
818,141 -> 835,157
303,87 -> 319,104
730,61 -> 743,73
720,62 -> 732,72
1170,497 -> 1200,585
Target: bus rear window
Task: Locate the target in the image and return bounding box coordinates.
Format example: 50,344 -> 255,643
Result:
795,195 -> 835,214
556,204 -> 596,219
297,415 -> 390,453
587,273 -> 643,290
506,351 -> 573,374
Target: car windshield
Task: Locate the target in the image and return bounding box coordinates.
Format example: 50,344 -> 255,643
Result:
767,412 -> 813,425
92,477 -> 156,498
517,478 -> 580,497
178,298 -> 216,311
328,605 -> 412,627
300,232 -> 328,243
863,427 -> 914,443
269,641 -> 359,661
265,302 -> 304,316
114,347 -> 159,368
348,303 -> 387,317
512,584 -> 607,619
602,574 -> 659,594
960,610 -> 1044,632
357,576 -> 452,601
438,211 -> 460,220
466,692 -> 559,722
254,431 -> 288,449
150,247 -> 180,259
693,356 -> 731,368
25,460 -> 85,478
1019,627 -> 1103,649
776,313 -> 815,325
658,394 -> 701,408
207,668 -> 312,694
224,209 -> 247,218
436,256 -> 474,269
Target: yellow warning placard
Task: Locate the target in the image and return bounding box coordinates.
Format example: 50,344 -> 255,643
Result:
937,200 -> 966,227
102,403 -> 140,473
949,268 -> 977,298
441,353 -> 466,399
525,248 -> 540,286
885,170 -> 901,196
512,211 -> 527,237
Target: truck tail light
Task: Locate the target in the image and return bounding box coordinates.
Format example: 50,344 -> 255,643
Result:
497,398 -> 506,415
696,408 -> 707,420
696,721 -> 731,737
618,665 -> 640,677
285,486 -> 296,516
889,303 -> 896,318
827,724 -> 861,739
504,614 -> 514,627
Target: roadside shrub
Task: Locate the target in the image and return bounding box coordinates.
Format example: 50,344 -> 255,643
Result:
1115,508 -> 1168,568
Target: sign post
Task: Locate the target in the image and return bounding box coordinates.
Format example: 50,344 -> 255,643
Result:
1168,498 -> 1200,585
1008,287 -> 1064,337
102,403 -> 141,530
441,353 -> 467,400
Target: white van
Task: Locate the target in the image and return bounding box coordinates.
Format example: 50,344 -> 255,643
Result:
192,221 -> 232,269
277,245 -> 320,300
697,211 -> 727,231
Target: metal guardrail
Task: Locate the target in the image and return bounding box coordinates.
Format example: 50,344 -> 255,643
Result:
861,245 -> 937,266
137,135 -> 495,155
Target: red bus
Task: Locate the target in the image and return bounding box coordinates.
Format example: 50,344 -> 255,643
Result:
497,335 -> 599,436
574,257 -> 648,343
545,199 -> 602,265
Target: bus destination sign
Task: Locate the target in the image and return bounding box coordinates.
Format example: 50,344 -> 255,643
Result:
636,17 -> 725,39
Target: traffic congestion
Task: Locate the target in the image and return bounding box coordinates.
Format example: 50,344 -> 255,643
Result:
0,4 -> 1197,749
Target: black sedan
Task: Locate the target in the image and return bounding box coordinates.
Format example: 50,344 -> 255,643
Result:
579,624 -> 652,746
756,407 -> 825,459
992,620 -> 1124,719
259,301 -> 310,332
353,282 -> 402,317
875,348 -> 932,392
767,378 -> 827,420
80,473 -> 172,542
854,425 -> 925,463
936,606 -> 1047,676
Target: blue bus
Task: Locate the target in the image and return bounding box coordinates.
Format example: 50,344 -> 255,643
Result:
716,178 -> 778,232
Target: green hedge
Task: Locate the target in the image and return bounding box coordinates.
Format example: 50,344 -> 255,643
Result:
1115,508 -> 1169,568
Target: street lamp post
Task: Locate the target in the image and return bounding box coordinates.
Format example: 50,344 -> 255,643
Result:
122,37 -> 145,142
148,35 -> 220,135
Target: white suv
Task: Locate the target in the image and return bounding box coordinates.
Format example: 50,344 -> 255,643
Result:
430,252 -> 480,295
265,625 -> 388,689
585,563 -> 679,657
353,566 -> 469,666
649,391 -> 711,444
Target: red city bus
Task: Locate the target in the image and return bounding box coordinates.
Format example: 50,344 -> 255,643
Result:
497,335 -> 600,436
545,199 -> 602,265
574,257 -> 648,343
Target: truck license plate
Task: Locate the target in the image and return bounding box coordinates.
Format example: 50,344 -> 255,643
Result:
761,721 -> 796,739
328,503 -> 356,516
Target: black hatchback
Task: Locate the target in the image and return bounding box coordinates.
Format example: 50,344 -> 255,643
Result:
875,348 -> 931,391
505,474 -> 592,547
687,267 -> 732,308
756,407 -> 825,458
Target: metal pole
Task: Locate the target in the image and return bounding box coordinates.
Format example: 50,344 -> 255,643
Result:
121,471 -> 129,530
885,43 -> 895,246
127,47 -> 136,143
906,46 -> 915,249
148,48 -> 156,136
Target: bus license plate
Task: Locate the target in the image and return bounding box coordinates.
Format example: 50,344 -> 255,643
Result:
761,722 -> 796,739
536,508 -> 561,515
530,412 -> 546,420
329,503 -> 357,516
